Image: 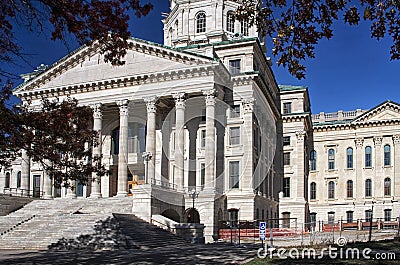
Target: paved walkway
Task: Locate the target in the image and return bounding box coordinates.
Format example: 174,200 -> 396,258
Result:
0,243 -> 257,264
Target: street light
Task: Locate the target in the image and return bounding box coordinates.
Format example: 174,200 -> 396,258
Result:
142,152 -> 152,184
188,189 -> 199,223
368,200 -> 375,242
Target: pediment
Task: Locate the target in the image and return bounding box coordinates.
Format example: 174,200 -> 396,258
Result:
353,101 -> 400,123
14,38 -> 216,95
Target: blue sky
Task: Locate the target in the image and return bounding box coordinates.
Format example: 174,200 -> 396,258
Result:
4,0 -> 399,113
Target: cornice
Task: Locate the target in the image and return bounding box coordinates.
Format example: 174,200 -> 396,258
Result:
17,65 -> 218,101
313,118 -> 400,132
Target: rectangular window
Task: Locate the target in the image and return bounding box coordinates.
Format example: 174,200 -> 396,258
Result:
230,105 -> 241,118
200,129 -> 206,148
200,163 -> 205,190
282,212 -> 290,228
346,211 -> 354,223
229,59 -> 241,75
283,102 -> 292,114
283,152 -> 290,166
229,161 -> 240,189
229,127 -> 240,145
309,213 -> 317,229
241,20 -> 249,36
328,212 -> 335,225
384,209 -> 392,222
283,136 -> 291,146
365,210 -> 372,222
283,177 -> 290,197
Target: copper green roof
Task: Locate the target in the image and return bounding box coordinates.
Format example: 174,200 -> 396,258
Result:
279,85 -> 308,91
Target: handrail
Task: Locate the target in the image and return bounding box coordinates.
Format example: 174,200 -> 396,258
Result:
2,188 -> 44,198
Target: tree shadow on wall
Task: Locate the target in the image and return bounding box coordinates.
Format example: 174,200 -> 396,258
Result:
48,216 -> 140,251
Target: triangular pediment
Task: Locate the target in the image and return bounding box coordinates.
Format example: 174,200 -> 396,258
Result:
353,101 -> 400,123
14,38 -> 217,95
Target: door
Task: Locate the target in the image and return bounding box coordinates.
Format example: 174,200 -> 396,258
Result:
33,175 -> 41,198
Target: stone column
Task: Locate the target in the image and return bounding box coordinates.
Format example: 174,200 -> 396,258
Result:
173,93 -> 186,190
373,136 -> 383,198
144,96 -> 158,183
296,131 -> 306,199
21,149 -> 30,192
203,89 -> 216,191
90,103 -> 103,198
241,98 -> 254,191
393,135 -> 400,197
117,100 -> 130,196
355,137 -> 364,200
43,164 -> 53,199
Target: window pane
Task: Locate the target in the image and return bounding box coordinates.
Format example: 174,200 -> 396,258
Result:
229,161 -> 239,189
230,105 -> 241,118
347,148 -> 353,168
241,19 -> 249,36
283,152 -> 290,166
283,102 -> 292,114
384,209 -> 392,222
347,180 -> 353,198
310,150 -> 316,171
365,146 -> 372,167
328,181 -> 335,199
384,145 -> 391,166
365,179 -> 372,197
310,182 -> 316,200
229,127 -> 240,145
227,12 -> 235,33
283,178 -> 290,197
229,59 -> 241,74
196,12 -> 206,33
384,177 -> 391,196
346,211 -> 353,223
283,136 -> 290,146
328,149 -> 335,170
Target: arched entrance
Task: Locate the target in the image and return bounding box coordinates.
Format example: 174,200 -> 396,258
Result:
185,208 -> 200,223
161,209 -> 180,223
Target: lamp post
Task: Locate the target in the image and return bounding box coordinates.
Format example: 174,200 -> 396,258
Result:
142,152 -> 152,184
188,189 -> 199,223
368,201 -> 375,242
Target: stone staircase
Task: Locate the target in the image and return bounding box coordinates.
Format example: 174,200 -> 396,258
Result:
0,194 -> 33,216
0,197 -> 132,250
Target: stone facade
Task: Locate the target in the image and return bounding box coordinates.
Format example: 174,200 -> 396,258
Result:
280,85 -> 400,229
0,0 -> 281,242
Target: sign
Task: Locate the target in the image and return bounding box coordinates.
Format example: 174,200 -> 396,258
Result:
259,221 -> 266,241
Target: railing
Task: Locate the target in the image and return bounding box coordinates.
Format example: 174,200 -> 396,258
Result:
2,188 -> 44,198
312,109 -> 366,123
149,178 -> 178,190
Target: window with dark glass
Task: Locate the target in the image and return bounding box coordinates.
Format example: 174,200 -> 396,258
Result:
5,172 -> 10,188
309,213 -> 317,228
196,12 -> 206,33
310,150 -> 317,171
227,12 -> 235,33
347,180 -> 353,198
283,136 -> 290,146
328,181 -> 335,199
384,177 -> 391,196
328,212 -> 335,225
346,211 -> 354,223
384,145 -> 391,166
384,209 -> 392,222
365,146 -> 372,167
200,163 -> 205,190
200,129 -> 206,148
310,182 -> 316,200
230,105 -> 241,118
365,210 -> 372,222
111,127 -> 120,155
328,149 -> 335,170
283,152 -> 290,166
347,147 -> 353,168
283,102 -> 292,114
229,161 -> 239,189
283,177 -> 290,197
365,179 -> 372,197
229,127 -> 240,145
229,59 -> 241,74
16,171 -> 21,188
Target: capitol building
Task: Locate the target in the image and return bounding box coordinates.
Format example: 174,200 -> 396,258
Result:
1,0 -> 399,242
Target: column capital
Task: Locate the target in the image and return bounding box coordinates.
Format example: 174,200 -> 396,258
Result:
116,99 -> 130,116
241,97 -> 255,113
91,103 -> 103,119
373,136 -> 383,146
355,137 -> 364,148
393,135 -> 400,145
173,92 -> 186,110
144,96 -> 158,113
295,131 -> 306,142
203,89 -> 216,106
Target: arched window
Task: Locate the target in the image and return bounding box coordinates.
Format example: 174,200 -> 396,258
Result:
347,180 -> 353,198
241,19 -> 249,36
227,12 -> 235,33
347,147 -> 353,169
384,145 -> 391,166
365,179 -> 372,197
5,172 -> 10,188
328,149 -> 335,170
310,182 -> 316,200
196,12 -> 206,33
384,177 -> 391,196
310,150 -> 316,171
365,146 -> 372,167
328,181 -> 335,199
111,127 -> 120,155
16,171 -> 21,188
